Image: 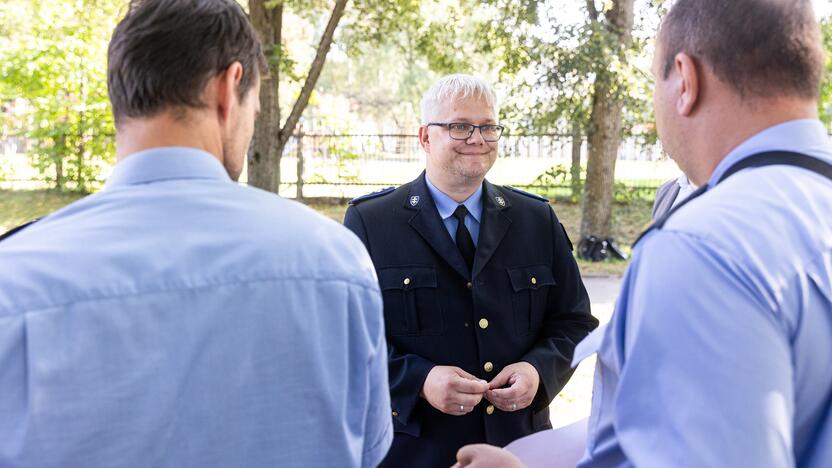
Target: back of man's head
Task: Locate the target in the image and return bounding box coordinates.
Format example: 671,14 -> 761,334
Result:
661,0 -> 825,101
107,0 -> 267,128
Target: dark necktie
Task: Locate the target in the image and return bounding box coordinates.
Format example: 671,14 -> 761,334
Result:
452,205 -> 476,271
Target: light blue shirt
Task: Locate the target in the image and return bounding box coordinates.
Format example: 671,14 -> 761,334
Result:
0,147 -> 392,467
576,120 -> 832,467
425,175 -> 483,246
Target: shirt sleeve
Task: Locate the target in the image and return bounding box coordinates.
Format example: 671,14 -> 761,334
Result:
351,283 -> 393,467
613,231 -> 794,467
344,203 -> 436,434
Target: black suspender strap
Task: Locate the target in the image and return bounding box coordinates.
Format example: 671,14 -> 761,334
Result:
716,151 -> 832,183
633,151 -> 832,247
0,218 -> 39,243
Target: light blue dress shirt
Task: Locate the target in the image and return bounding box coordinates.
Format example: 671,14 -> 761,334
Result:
575,119 -> 832,467
425,175 -> 483,246
0,147 -> 392,467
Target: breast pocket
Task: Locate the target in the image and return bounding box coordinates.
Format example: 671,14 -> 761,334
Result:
507,265 -> 556,335
378,266 -> 444,336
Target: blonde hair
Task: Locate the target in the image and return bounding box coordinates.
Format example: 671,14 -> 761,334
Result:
420,74 -> 498,124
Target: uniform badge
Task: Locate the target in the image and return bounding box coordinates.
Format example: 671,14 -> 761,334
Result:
495,196 -> 506,207
410,195 -> 420,206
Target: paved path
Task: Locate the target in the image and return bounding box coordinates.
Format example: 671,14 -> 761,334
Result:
548,276 -> 622,428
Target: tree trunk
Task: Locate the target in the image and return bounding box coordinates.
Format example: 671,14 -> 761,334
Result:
579,0 -> 635,243
570,120 -> 582,199
249,0 -> 283,192
55,144 -> 64,191
296,129 -> 304,201
248,0 -> 349,195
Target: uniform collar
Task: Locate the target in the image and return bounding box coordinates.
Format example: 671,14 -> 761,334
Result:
424,174 -> 483,223
709,119 -> 832,188
104,147 -> 231,189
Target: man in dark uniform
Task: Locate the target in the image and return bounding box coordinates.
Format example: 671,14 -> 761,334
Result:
344,74 -> 598,467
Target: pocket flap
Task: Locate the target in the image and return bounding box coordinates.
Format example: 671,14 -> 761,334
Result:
507,265 -> 556,292
378,266 -> 437,291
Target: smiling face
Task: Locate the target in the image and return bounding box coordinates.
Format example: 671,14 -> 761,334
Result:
421,95 -> 499,188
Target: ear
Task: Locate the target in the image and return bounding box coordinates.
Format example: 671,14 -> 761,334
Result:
216,62 -> 244,124
675,52 -> 699,116
418,125 -> 431,152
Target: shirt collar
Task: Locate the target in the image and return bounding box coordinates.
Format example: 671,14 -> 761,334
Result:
709,119 -> 832,187
424,174 -> 483,223
676,174 -> 691,189
105,147 -> 231,189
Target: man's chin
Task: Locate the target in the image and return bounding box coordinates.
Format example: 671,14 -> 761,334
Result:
453,164 -> 491,181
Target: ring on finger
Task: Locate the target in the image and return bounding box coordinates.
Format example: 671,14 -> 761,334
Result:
460,405 -> 465,412
511,403 -> 517,411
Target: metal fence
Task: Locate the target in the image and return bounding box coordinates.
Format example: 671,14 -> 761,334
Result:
265,133 -> 672,200
2,133 -> 675,199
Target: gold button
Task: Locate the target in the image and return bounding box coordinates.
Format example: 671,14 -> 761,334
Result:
403,277 -> 411,286
484,361 -> 494,372
531,276 -> 537,285
392,410 -> 399,417
478,318 -> 489,329
486,404 -> 495,415
466,282 -> 473,289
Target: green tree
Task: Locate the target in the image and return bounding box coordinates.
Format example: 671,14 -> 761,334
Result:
248,0 -> 351,193
473,0 -> 651,256
0,0 -> 121,191
819,16 -> 832,128
247,0 -> 495,193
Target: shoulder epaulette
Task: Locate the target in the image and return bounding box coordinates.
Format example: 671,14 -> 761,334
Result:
349,187 -> 395,205
505,186 -> 548,202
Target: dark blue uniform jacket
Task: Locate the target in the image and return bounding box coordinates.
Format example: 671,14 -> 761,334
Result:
344,172 -> 597,467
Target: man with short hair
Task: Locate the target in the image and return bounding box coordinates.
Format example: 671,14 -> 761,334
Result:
455,0 -> 832,466
0,1 -> 391,466
345,74 -> 597,466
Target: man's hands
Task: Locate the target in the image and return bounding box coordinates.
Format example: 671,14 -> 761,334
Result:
485,362 -> 539,412
422,366 -> 489,415
422,362 -> 540,415
453,444 -> 526,468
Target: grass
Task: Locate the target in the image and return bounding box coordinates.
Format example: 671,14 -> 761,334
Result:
0,190 -> 88,232
1,190 -> 653,276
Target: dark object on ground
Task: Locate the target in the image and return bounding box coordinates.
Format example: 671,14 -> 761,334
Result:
578,236 -> 628,262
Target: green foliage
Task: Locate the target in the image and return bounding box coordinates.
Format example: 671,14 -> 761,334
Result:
819,16 -> 832,127
466,0 -> 661,144
322,0 -> 502,127
0,0 -> 121,191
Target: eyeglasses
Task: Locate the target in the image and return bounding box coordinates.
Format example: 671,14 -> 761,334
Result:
426,122 -> 505,142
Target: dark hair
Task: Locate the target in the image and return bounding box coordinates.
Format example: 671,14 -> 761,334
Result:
661,0 -> 825,100
107,0 -> 268,125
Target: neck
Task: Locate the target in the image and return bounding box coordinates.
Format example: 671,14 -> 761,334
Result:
425,168 -> 482,203
685,96 -> 818,186
115,112 -> 224,164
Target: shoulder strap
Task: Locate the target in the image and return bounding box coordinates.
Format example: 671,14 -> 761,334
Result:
0,219 -> 39,243
634,151 -> 832,247
348,186 -> 395,206
716,150 -> 832,183
504,185 -> 548,202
